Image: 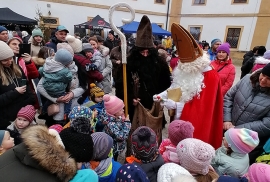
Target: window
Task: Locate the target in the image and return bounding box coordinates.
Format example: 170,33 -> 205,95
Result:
155,0 -> 164,4
233,0 -> 247,3
225,28 -> 242,49
193,0 -> 206,4
189,26 -> 202,41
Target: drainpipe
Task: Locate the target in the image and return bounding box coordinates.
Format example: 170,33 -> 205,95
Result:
165,0 -> 171,30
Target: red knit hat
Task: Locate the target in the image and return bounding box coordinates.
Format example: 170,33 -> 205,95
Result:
103,94 -> 124,115
168,120 -> 194,146
17,105 -> 36,122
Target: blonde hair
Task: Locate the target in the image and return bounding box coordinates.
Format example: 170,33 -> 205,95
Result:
195,170 -> 219,182
0,58 -> 22,85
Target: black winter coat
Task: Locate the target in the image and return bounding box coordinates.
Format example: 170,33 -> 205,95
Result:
240,55 -> 259,79
103,38 -> 118,52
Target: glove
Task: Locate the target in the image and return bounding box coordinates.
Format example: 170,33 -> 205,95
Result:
85,63 -> 98,71
160,99 -> 176,110
153,95 -> 161,102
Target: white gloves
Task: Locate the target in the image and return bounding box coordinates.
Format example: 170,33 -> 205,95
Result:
153,95 -> 161,102
160,99 -> 177,110
153,90 -> 168,102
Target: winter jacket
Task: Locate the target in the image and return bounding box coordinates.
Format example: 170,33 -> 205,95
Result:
132,154 -> 164,182
22,34 -> 31,44
39,57 -> 72,96
163,38 -> 172,49
110,46 -> 122,79
251,56 -> 270,72
223,73 -> 270,139
96,45 -> 112,94
241,55 -> 260,79
98,159 -> 122,182
0,125 -> 77,182
211,146 -> 249,177
207,49 -> 217,61
32,57 -> 45,69
46,37 -> 65,52
242,50 -> 254,65
159,139 -> 179,164
0,68 -> 35,129
103,38 -> 118,52
211,58 -> 236,96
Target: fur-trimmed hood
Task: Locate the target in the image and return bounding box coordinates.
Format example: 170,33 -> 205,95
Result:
32,56 -> 45,66
254,56 -> 270,64
98,45 -> 110,57
19,125 -> 77,182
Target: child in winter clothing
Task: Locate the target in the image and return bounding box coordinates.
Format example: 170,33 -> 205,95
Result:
6,105 -> 36,145
83,43 -> 102,72
0,130 -> 14,155
159,120 -> 194,164
176,138 -> 219,182
211,128 -> 259,177
116,163 -> 150,182
102,94 -> 131,161
244,163 -> 270,182
127,126 -> 165,182
82,132 -> 122,182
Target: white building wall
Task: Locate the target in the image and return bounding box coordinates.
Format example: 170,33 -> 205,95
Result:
2,0 -> 168,34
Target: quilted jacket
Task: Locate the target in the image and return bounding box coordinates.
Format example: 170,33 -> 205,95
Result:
223,74 -> 270,138
211,58 -> 236,96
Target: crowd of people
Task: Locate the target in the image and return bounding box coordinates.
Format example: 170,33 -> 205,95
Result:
0,13 -> 270,182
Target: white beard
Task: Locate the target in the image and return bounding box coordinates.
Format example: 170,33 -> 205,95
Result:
170,53 -> 211,103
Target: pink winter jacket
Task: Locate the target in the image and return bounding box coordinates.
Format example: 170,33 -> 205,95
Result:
211,58 -> 236,96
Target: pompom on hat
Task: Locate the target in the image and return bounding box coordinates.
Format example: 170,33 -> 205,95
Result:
57,43 -> 74,56
131,126 -> 158,163
55,48 -> 73,66
103,94 -> 124,115
91,132 -> 113,161
90,83 -> 104,98
17,105 -> 36,122
247,163 -> 270,182
0,40 -> 14,61
66,35 -> 82,53
217,42 -> 231,55
168,120 -> 194,146
224,128 -> 259,154
116,163 -> 150,182
176,138 -> 215,175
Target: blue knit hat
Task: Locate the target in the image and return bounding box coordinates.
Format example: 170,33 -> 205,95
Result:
0,130 -> 5,145
70,169 -> 98,182
211,38 -> 221,47
116,164 -> 150,182
217,176 -> 248,182
55,48 -> 73,65
0,26 -> 7,33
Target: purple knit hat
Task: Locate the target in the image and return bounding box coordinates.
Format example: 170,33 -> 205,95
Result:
176,138 -> 215,175
217,42 -> 231,55
168,120 -> 194,146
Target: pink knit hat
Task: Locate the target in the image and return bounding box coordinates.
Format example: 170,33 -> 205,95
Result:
176,138 -> 215,175
248,163 -> 270,182
49,124 -> 64,133
17,105 -> 36,122
103,94 -> 125,115
224,128 -> 259,154
168,120 -> 194,146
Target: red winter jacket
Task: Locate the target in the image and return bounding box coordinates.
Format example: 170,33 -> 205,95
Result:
211,58 -> 236,96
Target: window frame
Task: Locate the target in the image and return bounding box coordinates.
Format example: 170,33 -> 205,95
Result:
224,26 -> 244,50
232,0 -> 249,4
154,0 -> 166,5
188,25 -> 203,41
192,0 -> 207,6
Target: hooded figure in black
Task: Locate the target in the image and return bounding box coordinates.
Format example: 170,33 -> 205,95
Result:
115,15 -> 171,121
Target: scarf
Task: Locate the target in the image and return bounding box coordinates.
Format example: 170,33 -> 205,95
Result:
84,157 -> 112,176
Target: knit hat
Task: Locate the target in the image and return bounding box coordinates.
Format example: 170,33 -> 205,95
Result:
224,128 -> 259,154
261,63 -> 270,78
116,163 -> 150,182
248,163 -> 270,182
217,176 -> 248,182
172,175 -> 197,182
49,124 -> 63,133
60,126 -> 94,162
0,26 -> 7,33
217,42 -> 231,55
131,126 -> 158,162
32,28 -> 43,38
0,40 -> 14,61
157,163 -> 193,182
211,38 -> 222,47
0,130 -> 5,145
70,169 -> 98,182
257,46 -> 266,56
168,120 -> 194,146
103,94 -> 124,115
7,36 -> 23,45
82,43 -> 94,54
135,15 -> 154,48
68,106 -> 93,121
70,117 -> 92,135
17,105 -> 36,122
91,132 -> 113,160
90,83 -> 104,98
263,50 -> 270,59
57,43 -> 74,56
66,35 -> 82,53
176,138 -> 215,175
55,48 -> 73,65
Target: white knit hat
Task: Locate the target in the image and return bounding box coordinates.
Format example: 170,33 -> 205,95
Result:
66,35 -> 82,53
157,163 -> 193,182
0,40 -> 14,61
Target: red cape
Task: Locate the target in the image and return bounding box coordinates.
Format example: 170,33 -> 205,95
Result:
180,69 -> 223,149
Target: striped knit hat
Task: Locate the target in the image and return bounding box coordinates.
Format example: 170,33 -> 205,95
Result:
17,105 -> 36,122
103,94 -> 124,115
91,132 -> 113,161
90,83 -> 104,98
224,128 -> 259,154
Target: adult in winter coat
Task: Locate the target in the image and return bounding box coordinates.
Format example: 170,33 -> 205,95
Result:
0,41 -> 35,129
241,46 -> 259,72
21,31 -> 31,44
46,25 -> 69,52
211,43 -> 236,96
29,28 -> 45,57
223,64 -> 270,163
104,30 -> 118,52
